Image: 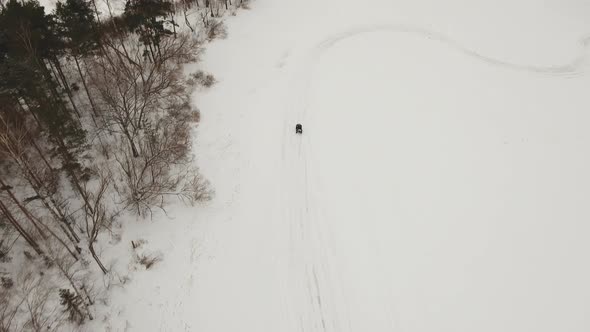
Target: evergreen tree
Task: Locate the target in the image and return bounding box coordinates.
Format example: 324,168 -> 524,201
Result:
0,0 -> 85,151
0,0 -> 92,212
55,0 -> 101,116
59,288 -> 85,324
55,0 -> 99,57
123,0 -> 173,61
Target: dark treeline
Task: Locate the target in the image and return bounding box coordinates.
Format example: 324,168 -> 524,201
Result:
0,0 -> 239,329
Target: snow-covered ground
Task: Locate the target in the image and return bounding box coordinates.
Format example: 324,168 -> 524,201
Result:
94,0 -> 590,331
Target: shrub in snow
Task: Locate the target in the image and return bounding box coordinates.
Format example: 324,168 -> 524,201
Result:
0,247 -> 10,263
131,240 -> 163,270
191,109 -> 201,123
23,251 -> 35,262
188,70 -> 217,88
131,239 -> 147,249
207,20 -> 227,41
0,277 -> 13,289
186,172 -> 214,202
202,75 -> 216,88
137,253 -> 162,270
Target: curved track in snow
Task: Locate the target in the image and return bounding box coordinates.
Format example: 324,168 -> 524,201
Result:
289,23 -> 590,129
282,24 -> 590,332
313,24 -> 590,75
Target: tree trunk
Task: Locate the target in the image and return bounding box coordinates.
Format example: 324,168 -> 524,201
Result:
89,243 -> 108,274
54,138 -> 95,214
0,178 -> 47,240
123,127 -> 139,157
81,285 -> 94,305
30,140 -> 53,171
18,96 -> 43,129
11,193 -> 78,259
52,58 -> 82,119
53,260 -> 94,320
156,42 -> 162,63
183,8 -> 194,32
67,167 -> 94,214
147,41 -> 156,63
75,57 -> 110,159
38,220 -> 79,260
170,14 -> 177,38
74,56 -> 99,117
48,61 -> 66,90
38,60 -> 82,128
0,200 -> 45,256
91,0 -> 101,24
16,156 -> 80,244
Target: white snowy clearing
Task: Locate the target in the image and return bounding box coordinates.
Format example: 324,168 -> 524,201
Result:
94,0 -> 590,331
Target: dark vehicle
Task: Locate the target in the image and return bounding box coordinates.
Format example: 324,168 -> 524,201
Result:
296,124 -> 302,134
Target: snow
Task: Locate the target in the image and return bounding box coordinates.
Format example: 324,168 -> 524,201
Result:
92,0 -> 590,331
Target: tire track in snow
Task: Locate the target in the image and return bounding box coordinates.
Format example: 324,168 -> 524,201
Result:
282,22 -> 590,332
282,86 -> 348,332
280,91 -> 324,331
312,24 -> 590,77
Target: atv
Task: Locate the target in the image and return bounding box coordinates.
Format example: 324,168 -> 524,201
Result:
296,124 -> 302,134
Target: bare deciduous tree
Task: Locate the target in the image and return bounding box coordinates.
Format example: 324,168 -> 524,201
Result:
0,110 -> 80,247
89,33 -> 200,158
82,172 -> 113,274
21,273 -> 62,332
88,32 -> 210,216
0,293 -> 21,332
0,271 -> 64,332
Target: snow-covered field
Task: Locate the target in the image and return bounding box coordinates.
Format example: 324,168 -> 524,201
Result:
95,0 -> 590,331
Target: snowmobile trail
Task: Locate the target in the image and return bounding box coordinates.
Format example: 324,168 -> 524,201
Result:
282,131 -> 342,332
282,19 -> 590,332
282,57 -> 356,331
308,24 -> 590,80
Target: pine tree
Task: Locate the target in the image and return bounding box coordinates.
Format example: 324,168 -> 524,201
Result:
55,0 -> 101,116
0,0 -> 86,153
123,0 -> 173,61
0,0 -> 93,213
59,288 -> 85,324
